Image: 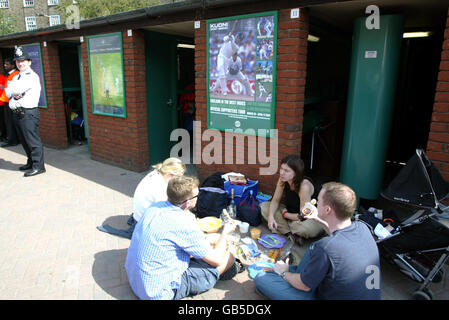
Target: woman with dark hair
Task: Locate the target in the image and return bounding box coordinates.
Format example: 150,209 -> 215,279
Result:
261,155 -> 323,244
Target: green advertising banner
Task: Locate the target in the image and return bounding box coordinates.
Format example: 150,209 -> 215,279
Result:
87,32 -> 126,118
207,11 -> 278,137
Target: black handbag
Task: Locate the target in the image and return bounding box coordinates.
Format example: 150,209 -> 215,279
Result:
237,191 -> 261,226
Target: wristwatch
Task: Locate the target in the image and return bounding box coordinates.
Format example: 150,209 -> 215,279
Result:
280,271 -> 287,279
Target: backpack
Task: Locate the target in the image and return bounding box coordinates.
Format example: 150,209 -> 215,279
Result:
237,191 -> 262,226
196,172 -> 229,218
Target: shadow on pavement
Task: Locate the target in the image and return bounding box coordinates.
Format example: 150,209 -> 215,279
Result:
92,249 -> 137,300
3,145 -> 147,198
0,157 -> 22,171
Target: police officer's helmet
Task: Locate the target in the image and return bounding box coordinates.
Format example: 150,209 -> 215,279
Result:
13,47 -> 31,61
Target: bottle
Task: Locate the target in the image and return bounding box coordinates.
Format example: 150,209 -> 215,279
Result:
280,235 -> 294,262
228,188 -> 237,219
299,198 -> 317,221
221,208 -> 231,223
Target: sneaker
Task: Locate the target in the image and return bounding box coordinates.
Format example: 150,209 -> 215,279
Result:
219,258 -> 244,281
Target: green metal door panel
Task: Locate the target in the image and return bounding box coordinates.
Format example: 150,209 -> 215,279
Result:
340,15 -> 404,199
145,32 -> 178,165
78,45 -> 89,149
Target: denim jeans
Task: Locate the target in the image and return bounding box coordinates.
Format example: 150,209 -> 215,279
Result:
172,259 -> 219,300
254,243 -> 316,300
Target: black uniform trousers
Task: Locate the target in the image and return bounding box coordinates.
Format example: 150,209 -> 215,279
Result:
12,107 -> 44,170
0,105 -> 6,139
3,103 -> 19,144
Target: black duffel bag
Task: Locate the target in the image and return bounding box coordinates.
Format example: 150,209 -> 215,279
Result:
196,172 -> 228,218
196,187 -> 229,218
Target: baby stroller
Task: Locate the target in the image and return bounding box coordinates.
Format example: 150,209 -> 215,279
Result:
358,149 -> 449,300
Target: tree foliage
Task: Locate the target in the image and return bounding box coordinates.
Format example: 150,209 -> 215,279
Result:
56,0 -> 171,20
0,10 -> 20,36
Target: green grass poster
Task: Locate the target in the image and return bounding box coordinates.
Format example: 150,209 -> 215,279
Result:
87,33 -> 126,117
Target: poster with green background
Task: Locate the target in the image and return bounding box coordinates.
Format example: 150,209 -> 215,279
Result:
87,32 -> 126,117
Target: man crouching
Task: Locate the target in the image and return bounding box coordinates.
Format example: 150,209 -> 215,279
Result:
125,175 -> 237,300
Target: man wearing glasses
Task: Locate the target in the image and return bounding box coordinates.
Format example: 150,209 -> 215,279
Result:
125,176 -> 239,300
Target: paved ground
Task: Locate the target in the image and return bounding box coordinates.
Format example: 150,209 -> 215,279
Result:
0,143 -> 448,300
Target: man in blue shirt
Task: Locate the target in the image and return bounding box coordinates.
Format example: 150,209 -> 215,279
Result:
125,176 -> 237,300
254,182 -> 381,300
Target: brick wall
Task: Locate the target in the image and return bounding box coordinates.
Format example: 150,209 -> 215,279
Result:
427,8 -> 449,182
81,29 -> 149,172
40,41 -> 69,149
194,8 -> 309,194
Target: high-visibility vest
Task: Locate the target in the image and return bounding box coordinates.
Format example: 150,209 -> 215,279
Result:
0,74 -> 6,105
0,70 -> 20,103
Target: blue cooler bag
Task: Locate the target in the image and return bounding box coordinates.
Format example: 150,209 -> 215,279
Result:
224,179 -> 259,213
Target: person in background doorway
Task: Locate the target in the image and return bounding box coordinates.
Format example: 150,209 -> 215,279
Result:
5,47 -> 44,177
254,182 -> 381,300
96,157 -> 186,239
0,57 -> 20,147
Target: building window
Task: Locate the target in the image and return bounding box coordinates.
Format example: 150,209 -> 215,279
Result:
49,15 -> 60,26
23,0 -> 34,7
48,0 -> 58,5
25,16 -> 37,31
0,0 -> 9,9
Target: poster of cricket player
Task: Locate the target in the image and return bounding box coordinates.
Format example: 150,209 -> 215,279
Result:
207,12 -> 277,135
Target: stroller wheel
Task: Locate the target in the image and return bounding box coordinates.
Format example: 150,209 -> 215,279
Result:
413,288 -> 434,300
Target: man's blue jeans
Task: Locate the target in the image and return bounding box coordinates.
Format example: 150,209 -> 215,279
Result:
254,243 -> 316,300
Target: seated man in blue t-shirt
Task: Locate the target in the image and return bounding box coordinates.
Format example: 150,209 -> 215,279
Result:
254,182 -> 381,300
125,176 -> 238,300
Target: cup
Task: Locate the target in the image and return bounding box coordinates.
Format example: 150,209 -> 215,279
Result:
239,222 -> 249,234
250,227 -> 261,240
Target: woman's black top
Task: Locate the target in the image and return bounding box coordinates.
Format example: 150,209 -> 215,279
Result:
283,182 -> 301,213
283,178 -> 313,214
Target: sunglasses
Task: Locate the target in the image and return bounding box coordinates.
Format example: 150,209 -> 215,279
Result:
176,194 -> 198,205
186,194 -> 199,201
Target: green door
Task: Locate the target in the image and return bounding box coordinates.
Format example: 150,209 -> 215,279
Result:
78,45 -> 89,149
145,32 -> 178,164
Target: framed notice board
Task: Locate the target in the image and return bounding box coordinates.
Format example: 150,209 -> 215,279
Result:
207,11 -> 278,137
87,32 -> 126,118
22,43 -> 47,108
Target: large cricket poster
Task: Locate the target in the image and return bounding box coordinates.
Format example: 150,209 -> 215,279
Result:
207,12 -> 277,137
87,32 -> 126,118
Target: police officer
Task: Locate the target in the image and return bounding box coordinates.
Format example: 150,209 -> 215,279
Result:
5,47 -> 45,177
